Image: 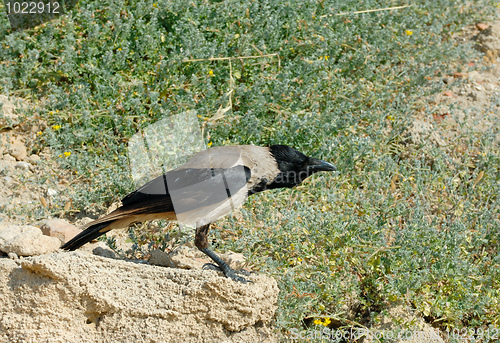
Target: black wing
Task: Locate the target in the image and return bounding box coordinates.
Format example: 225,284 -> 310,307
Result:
121,165 -> 251,215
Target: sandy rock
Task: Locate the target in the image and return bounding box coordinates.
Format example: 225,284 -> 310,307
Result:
150,246 -> 208,269
14,161 -> 30,170
6,138 -> 27,161
0,95 -> 22,126
46,187 -> 58,197
0,225 -> 61,256
220,251 -> 248,271
0,159 -> 15,174
150,246 -> 251,273
68,240 -> 118,257
74,216 -> 94,227
474,22 -> 500,55
28,154 -> 40,163
2,176 -> 13,185
149,248 -> 176,267
1,153 -> 16,162
476,23 -> 489,31
0,252 -> 278,342
40,218 -> 82,244
90,241 -> 118,259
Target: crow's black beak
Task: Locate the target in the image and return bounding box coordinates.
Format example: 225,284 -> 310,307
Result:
308,158 -> 337,172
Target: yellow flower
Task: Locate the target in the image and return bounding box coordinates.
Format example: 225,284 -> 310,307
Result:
314,319 -> 323,325
208,70 -> 214,76
52,125 -> 61,130
64,151 -> 71,157
405,30 -> 413,36
37,131 -> 42,136
323,317 -> 331,326
207,141 -> 213,147
324,55 -> 329,60
297,257 -> 302,262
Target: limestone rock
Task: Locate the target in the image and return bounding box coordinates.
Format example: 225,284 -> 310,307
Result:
149,246 -> 251,272
14,161 -> 30,170
220,251 -> 249,271
0,135 -> 27,161
0,95 -> 22,127
0,158 -> 15,174
0,252 -> 278,342
40,218 -> 82,244
0,225 -> 61,256
90,241 -> 118,259
150,246 -> 208,270
474,22 -> 500,55
7,138 -> 27,161
28,154 -> 40,163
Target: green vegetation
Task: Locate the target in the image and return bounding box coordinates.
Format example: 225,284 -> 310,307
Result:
1,0 -> 499,340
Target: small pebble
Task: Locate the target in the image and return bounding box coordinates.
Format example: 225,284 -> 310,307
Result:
476,23 -> 489,31
15,161 -> 30,170
47,188 -> 58,196
29,154 -> 41,163
2,154 -> 16,162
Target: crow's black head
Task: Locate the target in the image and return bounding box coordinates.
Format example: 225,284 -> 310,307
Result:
268,145 -> 336,189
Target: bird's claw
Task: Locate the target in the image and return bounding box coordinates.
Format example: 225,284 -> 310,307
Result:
225,269 -> 253,284
202,263 -> 221,271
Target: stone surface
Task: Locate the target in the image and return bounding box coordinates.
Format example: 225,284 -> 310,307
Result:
40,218 -> 82,244
14,161 -> 30,170
0,225 -> 61,256
0,95 -> 22,126
6,137 -> 27,161
150,246 -> 209,270
220,251 -> 248,271
474,22 -> 500,55
476,23 -> 489,31
149,246 -> 252,273
0,252 -> 278,342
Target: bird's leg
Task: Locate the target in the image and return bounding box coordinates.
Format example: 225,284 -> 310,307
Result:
194,224 -> 252,284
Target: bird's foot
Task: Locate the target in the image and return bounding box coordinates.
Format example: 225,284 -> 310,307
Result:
225,269 -> 252,284
203,263 -> 254,283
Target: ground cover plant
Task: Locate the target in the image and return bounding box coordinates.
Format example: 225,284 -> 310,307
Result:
1,0 -> 499,340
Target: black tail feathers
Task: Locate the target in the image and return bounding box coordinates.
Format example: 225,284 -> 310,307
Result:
61,221 -> 113,251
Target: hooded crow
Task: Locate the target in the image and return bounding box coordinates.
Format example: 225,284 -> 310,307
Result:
61,145 -> 336,283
